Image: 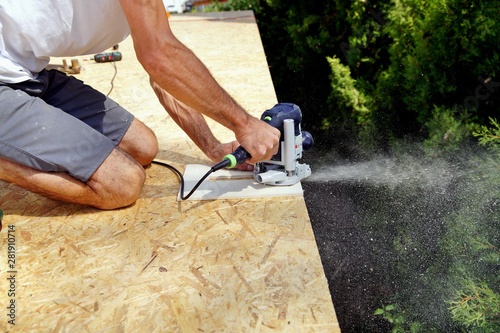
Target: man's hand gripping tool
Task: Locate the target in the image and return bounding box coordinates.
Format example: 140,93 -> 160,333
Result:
222,103 -> 313,185
153,103 -> 312,200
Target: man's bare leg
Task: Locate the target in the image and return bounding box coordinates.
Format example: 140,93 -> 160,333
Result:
119,118 -> 159,166
0,149 -> 145,209
0,119 -> 159,209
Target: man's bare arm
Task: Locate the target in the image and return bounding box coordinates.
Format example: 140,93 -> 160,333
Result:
118,0 -> 279,163
150,79 -> 252,170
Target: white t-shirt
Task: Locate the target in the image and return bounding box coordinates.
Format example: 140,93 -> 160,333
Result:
0,0 -> 130,83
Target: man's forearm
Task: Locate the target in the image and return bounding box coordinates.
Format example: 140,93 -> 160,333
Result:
150,45 -> 249,133
151,80 -> 221,160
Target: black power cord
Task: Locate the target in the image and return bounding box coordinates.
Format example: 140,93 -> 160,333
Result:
152,146 -> 250,200
152,159 -> 231,200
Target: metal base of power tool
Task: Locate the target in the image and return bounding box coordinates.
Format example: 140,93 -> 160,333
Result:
253,103 -> 313,186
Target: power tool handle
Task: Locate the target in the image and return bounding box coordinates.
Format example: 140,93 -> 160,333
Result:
232,146 -> 251,166
221,146 -> 250,169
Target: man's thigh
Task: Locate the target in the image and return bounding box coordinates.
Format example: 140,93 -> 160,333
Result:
0,75 -> 134,182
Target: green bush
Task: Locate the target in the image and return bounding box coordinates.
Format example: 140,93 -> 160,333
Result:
367,0 -> 498,140
423,106 -> 476,152
449,279 -> 500,332
230,0 -> 500,148
325,56 -> 372,129
375,304 -> 423,333
473,117 -> 500,152
203,0 -> 261,12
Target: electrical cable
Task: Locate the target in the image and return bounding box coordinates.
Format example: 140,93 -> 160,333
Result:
152,159 -> 231,200
152,146 -> 249,200
107,60 -> 117,96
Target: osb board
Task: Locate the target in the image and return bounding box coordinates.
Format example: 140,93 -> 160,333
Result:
0,11 -> 339,332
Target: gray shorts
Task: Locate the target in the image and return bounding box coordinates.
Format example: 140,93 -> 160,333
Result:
0,69 -> 134,182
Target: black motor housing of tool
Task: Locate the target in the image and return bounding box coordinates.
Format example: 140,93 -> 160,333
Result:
94,51 -> 122,63
260,103 -> 313,162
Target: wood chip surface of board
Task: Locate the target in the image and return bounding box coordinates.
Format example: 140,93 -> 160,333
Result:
0,11 -> 340,333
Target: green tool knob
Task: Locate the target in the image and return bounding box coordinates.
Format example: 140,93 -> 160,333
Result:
223,146 -> 250,168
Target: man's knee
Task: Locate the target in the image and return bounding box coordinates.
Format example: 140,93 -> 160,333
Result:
112,164 -> 145,208
88,149 -> 146,210
140,127 -> 159,165
121,119 -> 159,166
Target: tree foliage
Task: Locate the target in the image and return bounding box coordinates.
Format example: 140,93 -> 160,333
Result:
474,117 -> 500,152
374,0 -> 500,143
214,0 -> 499,151
449,279 -> 500,332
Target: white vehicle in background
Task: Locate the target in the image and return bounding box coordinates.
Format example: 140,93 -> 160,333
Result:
162,0 -> 191,14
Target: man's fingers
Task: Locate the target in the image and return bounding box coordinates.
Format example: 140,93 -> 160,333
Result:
235,116 -> 281,163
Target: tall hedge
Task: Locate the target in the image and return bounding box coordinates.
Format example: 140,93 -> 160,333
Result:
226,0 -> 500,150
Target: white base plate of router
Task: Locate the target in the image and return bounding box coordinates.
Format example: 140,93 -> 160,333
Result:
178,164 -> 304,201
